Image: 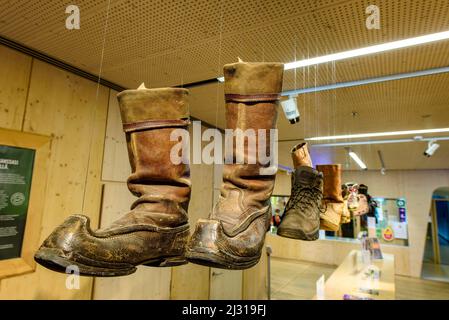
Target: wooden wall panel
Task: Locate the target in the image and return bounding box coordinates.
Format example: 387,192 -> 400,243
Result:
0,45 -> 32,130
170,162 -> 213,300
209,164 -> 244,300
242,244 -> 268,300
0,58 -> 109,299
101,90 -> 130,182
93,183 -> 171,300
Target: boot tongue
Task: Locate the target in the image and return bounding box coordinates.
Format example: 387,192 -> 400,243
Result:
295,166 -> 322,186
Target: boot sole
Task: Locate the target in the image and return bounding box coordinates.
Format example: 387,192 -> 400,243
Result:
186,247 -> 260,270
35,247 -> 187,277
276,227 -> 319,241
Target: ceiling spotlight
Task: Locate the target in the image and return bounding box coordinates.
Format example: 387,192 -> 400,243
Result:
347,148 -> 367,170
424,140 -> 440,157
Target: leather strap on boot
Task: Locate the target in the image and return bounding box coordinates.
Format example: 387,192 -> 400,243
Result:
225,93 -> 280,103
123,119 -> 190,132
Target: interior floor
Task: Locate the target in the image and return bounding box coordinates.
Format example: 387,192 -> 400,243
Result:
421,263 -> 449,283
271,257 -> 449,300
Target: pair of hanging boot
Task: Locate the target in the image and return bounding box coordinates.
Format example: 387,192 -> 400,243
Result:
34,61 -> 284,276
277,144 -> 348,240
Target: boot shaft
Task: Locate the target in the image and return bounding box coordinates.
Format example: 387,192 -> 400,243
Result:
291,143 -> 312,168
224,61 -> 284,96
316,164 -> 343,203
220,62 -> 283,211
117,87 -> 189,123
223,61 -> 283,168
116,86 -> 191,214
214,61 -> 283,229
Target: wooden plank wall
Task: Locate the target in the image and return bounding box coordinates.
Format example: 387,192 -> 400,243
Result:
0,45 -> 109,299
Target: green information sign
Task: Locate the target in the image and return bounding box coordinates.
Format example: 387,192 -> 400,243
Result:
0,145 -> 35,261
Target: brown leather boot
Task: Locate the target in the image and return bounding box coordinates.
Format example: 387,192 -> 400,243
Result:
291,142 -> 313,168
317,164 -> 344,231
277,143 -> 323,240
186,61 -> 283,270
34,86 -> 191,277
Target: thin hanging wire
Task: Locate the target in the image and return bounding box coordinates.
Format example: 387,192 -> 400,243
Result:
81,0 -> 111,213
214,0 -> 225,129
314,42 -> 318,140
293,37 -> 299,142
210,0 -> 225,205
179,0 -> 188,88
302,42 -> 307,141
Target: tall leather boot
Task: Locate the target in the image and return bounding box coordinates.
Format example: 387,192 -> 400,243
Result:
186,61 -> 284,270
317,164 -> 344,231
277,143 -> 324,240
34,86 -> 191,276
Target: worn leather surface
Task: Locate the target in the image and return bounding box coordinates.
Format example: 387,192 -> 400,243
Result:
35,87 -> 191,276
277,166 -> 323,240
117,87 -> 189,122
316,164 -> 343,231
291,143 -> 313,168
187,61 -> 283,269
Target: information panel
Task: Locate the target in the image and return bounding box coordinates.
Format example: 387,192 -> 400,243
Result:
0,145 -> 35,260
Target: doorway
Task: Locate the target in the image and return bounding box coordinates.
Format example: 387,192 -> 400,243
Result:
422,187 -> 449,282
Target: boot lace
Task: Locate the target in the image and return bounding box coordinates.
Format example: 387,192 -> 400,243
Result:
284,185 -> 326,216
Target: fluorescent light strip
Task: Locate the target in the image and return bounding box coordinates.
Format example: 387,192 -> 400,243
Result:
284,30 -> 449,70
281,66 -> 449,96
306,128 -> 449,142
348,151 -> 367,170
310,136 -> 449,148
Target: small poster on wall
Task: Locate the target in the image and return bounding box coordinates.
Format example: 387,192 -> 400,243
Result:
391,221 -> 408,239
0,145 -> 35,261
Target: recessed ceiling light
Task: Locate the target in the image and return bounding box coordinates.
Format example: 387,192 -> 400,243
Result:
284,30 -> 449,70
306,128 -> 449,141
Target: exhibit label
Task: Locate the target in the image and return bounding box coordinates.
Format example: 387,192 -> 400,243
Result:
0,145 -> 35,260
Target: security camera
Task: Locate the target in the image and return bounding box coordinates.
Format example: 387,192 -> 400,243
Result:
280,96 -> 300,124
424,140 -> 440,157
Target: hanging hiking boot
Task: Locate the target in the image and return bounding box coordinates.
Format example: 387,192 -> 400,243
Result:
277,143 -> 324,241
317,164 -> 344,231
34,85 -> 191,276
186,61 -> 284,269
